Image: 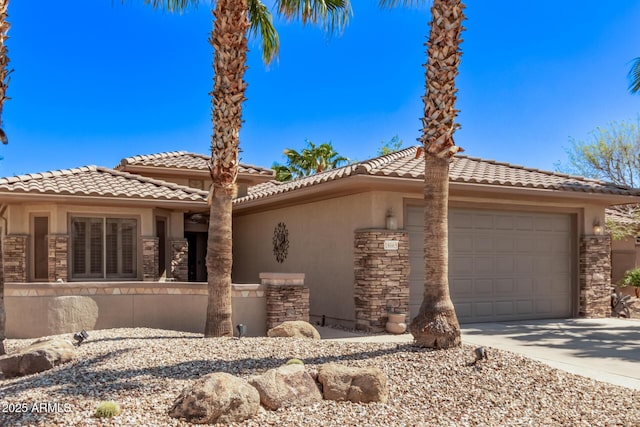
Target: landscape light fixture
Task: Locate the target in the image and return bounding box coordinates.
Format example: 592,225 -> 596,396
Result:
236,324 -> 247,338
593,219 -> 603,235
73,330 -> 89,346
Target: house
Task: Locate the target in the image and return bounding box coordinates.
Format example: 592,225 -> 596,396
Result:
1,147 -> 639,335
231,147 -> 640,328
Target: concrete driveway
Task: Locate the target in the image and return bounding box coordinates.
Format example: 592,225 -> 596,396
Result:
462,318 -> 640,390
320,318 -> 640,390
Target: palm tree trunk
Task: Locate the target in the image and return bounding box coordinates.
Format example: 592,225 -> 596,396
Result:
409,0 -> 464,349
409,154 -> 460,348
0,0 -> 10,354
204,0 -> 249,337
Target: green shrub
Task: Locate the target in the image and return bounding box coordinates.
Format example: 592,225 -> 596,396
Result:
94,401 -> 121,418
285,358 -> 304,366
620,268 -> 640,288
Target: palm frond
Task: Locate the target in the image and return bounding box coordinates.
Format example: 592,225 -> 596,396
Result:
378,0 -> 429,8
139,0 -> 201,12
277,0 -> 352,35
629,57 -> 640,94
248,0 -> 280,64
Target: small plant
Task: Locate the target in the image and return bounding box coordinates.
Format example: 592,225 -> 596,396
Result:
285,358 -> 304,366
620,268 -> 640,297
94,401 -> 121,418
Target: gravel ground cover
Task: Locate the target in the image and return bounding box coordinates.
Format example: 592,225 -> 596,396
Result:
1,327 -> 638,426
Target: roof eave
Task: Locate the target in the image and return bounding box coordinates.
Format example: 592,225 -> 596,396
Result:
0,192 -> 208,210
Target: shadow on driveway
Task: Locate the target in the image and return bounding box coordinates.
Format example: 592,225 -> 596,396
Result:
461,318 -> 640,390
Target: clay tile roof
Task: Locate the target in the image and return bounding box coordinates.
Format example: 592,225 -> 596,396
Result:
117,151 -> 274,176
0,165 -> 209,202
236,146 -> 639,204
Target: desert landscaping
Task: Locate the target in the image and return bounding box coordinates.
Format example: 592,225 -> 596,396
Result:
1,327 -> 639,426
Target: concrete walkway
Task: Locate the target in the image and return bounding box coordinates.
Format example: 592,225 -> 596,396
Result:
318,318 -> 640,390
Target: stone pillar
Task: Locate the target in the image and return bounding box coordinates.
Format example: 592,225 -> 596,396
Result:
142,237 -> 159,281
170,239 -> 188,282
47,234 -> 69,282
354,230 -> 410,333
579,235 -> 611,318
260,273 -> 309,329
3,235 -> 28,283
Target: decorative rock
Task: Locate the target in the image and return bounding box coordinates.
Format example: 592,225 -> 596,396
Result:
0,338 -> 76,378
317,363 -> 388,403
267,321 -> 321,340
249,364 -> 323,410
169,372 -> 260,424
47,296 -> 99,336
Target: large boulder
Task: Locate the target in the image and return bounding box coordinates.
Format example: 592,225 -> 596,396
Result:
317,363 -> 388,403
47,296 -> 99,335
267,321 -> 320,340
249,364 -> 323,410
0,339 -> 76,379
169,372 -> 260,424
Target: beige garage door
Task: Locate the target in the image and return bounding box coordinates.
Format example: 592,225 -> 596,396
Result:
407,207 -> 574,323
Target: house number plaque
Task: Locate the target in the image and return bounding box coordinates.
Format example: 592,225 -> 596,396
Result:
384,240 -> 399,251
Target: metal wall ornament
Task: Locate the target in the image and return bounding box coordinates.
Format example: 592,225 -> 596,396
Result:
273,222 -> 289,263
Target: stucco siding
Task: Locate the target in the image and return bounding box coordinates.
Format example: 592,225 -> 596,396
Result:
233,193 -> 382,325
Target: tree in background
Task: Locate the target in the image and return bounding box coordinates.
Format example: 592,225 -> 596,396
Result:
0,0 -> 11,355
629,57 -> 640,94
380,0 -> 464,349
557,118 -> 640,188
557,117 -> 640,239
148,0 -> 351,337
272,139 -> 349,181
377,134 -> 404,156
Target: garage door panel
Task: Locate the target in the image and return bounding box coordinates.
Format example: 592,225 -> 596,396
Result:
408,207 -> 574,323
451,234 -> 474,252
495,278 -> 514,293
451,278 -> 473,295
495,215 -> 514,230
475,214 -> 494,229
450,256 -> 473,275
515,216 -> 534,231
496,257 -> 514,274
495,301 -> 514,316
475,302 -> 494,317
516,300 -> 534,314
475,279 -> 493,294
474,257 -> 494,274
516,277 -> 533,293
451,211 -> 473,228
474,235 -> 494,251
495,237 -> 514,252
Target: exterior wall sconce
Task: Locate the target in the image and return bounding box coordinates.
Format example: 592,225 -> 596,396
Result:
593,219 -> 603,235
386,209 -> 398,230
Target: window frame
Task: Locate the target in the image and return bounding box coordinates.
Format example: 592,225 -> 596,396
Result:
69,215 -> 139,280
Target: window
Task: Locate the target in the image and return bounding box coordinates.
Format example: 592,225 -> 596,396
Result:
71,217 -> 137,279
33,216 -> 49,280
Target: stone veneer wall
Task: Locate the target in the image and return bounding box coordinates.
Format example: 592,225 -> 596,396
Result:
3,235 -> 27,283
579,235 -> 611,318
354,230 -> 409,333
260,273 -> 309,329
142,237 -> 159,281
170,239 -> 188,282
47,235 -> 69,282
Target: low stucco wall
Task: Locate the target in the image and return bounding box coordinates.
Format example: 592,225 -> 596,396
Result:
5,282 -> 266,339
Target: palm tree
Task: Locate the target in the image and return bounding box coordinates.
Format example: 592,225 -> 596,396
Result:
0,0 -> 10,355
273,139 -> 349,181
629,57 -> 640,94
147,0 -> 351,337
380,0 -> 465,349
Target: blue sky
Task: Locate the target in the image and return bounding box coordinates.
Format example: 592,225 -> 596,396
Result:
1,0 -> 639,177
